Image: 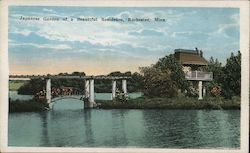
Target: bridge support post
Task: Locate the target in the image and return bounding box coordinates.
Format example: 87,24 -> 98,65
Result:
203,85 -> 206,97
46,79 -> 52,108
85,80 -> 90,98
198,81 -> 203,100
122,79 -> 127,94
111,80 -> 116,100
89,79 -> 95,104
84,79 -> 95,108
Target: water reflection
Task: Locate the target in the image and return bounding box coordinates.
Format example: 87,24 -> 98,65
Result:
142,110 -> 240,148
111,110 -> 128,147
38,112 -> 51,146
83,110 -> 94,146
196,110 -> 240,148
43,99 -> 86,147
141,110 -> 198,148
8,99 -> 240,148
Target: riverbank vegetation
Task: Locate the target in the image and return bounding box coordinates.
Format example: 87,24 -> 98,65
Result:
9,99 -> 49,112
203,51 -> 241,99
98,96 -> 240,110
98,51 -> 241,110
138,51 -> 241,99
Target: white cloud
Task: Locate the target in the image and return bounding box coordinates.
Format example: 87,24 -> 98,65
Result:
43,8 -> 56,13
10,42 -> 72,50
171,31 -> 210,38
10,28 -> 32,36
217,24 -> 238,34
214,23 -> 239,38
9,7 -> 239,64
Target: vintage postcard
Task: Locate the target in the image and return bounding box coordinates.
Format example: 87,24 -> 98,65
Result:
0,0 -> 249,153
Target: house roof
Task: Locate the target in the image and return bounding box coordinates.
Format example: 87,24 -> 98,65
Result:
174,49 -> 209,66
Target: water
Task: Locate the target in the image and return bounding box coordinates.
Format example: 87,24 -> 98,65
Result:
9,91 -> 33,101
8,99 -> 240,148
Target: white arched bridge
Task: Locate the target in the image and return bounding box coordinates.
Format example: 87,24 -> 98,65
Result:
9,75 -> 131,109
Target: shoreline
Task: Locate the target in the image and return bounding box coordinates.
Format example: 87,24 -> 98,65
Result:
9,100 -> 49,113
9,96 -> 240,113
97,96 -> 240,110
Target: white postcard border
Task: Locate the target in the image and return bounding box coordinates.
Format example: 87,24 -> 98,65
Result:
0,0 -> 249,153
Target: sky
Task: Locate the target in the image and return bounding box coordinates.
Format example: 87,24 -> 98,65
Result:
8,6 -> 240,75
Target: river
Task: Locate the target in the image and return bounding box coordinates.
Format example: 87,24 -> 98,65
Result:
8,92 -> 240,148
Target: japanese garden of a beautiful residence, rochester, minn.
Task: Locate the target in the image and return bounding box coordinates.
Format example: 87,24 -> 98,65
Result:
7,5 -> 242,149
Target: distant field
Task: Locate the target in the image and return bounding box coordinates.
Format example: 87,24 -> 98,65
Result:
9,82 -> 25,91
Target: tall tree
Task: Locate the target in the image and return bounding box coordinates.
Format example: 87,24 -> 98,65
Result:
222,51 -> 241,98
154,54 -> 188,91
140,66 -> 178,97
203,57 -> 224,85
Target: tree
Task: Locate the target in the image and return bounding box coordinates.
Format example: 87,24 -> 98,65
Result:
203,57 -> 224,84
130,72 -> 144,92
221,51 -> 241,98
18,79 -> 45,95
140,66 -> 178,97
202,57 -> 224,97
108,71 -> 123,76
154,54 -> 188,91
71,71 -> 86,76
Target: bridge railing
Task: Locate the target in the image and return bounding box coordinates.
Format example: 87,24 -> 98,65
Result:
185,71 -> 213,81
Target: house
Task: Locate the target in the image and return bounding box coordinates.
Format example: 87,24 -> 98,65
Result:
174,48 -> 213,99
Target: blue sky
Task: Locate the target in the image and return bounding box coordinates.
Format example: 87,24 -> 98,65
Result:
9,6 -> 239,75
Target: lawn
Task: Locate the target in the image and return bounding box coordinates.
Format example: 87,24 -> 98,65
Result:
9,81 -> 25,91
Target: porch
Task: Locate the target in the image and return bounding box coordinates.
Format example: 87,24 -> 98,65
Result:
185,71 -> 213,81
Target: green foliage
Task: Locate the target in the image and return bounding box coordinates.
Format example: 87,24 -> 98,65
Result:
140,66 -> 178,97
203,57 -> 224,84
185,83 -> 198,97
17,71 -> 144,95
17,72 -> 86,95
154,54 -> 188,91
202,51 -> 241,99
18,79 -> 45,95
129,72 -> 144,92
140,54 -> 187,97
95,71 -> 143,93
71,71 -> 86,76
222,51 -> 241,98
9,81 -> 26,91
98,96 -> 240,109
115,90 -> 129,103
9,99 -> 49,112
51,78 -> 85,90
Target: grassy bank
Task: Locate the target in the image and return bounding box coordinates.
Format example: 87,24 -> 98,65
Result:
9,81 -> 25,91
98,96 -> 240,110
9,100 -> 49,113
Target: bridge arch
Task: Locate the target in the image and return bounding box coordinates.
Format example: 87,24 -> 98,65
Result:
51,95 -> 84,103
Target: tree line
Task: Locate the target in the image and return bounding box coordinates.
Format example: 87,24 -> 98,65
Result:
17,51 -> 241,99
17,71 -> 144,95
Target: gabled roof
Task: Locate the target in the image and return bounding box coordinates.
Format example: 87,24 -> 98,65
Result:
174,49 -> 209,66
